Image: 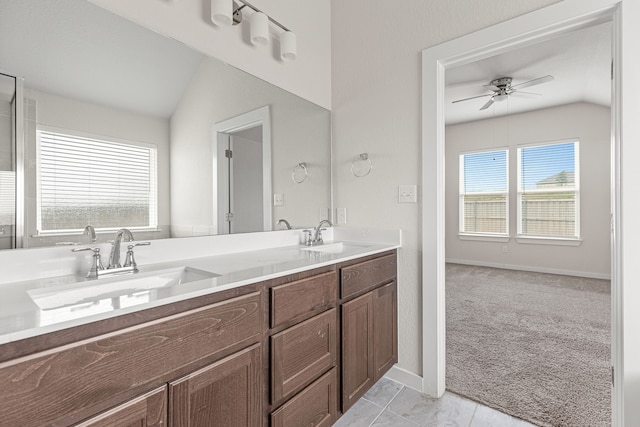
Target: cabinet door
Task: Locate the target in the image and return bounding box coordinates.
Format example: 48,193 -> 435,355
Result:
74,386 -> 166,427
341,292 -> 374,411
373,281 -> 398,381
169,344 -> 262,427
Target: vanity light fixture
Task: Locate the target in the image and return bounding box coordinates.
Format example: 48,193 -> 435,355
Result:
210,0 -> 297,60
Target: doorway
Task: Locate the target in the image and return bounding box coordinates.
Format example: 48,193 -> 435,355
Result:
212,106 -> 271,235
0,73 -> 18,249
421,1 -> 625,424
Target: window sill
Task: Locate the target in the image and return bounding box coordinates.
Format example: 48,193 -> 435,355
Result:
458,233 -> 510,243
516,236 -> 582,246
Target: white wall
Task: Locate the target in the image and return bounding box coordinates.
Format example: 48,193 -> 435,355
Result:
331,0 -> 561,379
23,89 -> 171,247
170,57 -> 331,236
88,0 -> 331,110
445,103 -> 611,278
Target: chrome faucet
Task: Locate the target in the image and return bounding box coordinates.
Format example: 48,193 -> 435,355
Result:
107,228 -> 134,269
307,219 -> 332,246
83,225 -> 97,243
277,219 -> 292,230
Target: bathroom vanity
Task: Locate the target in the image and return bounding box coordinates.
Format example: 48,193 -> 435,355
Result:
0,230 -> 399,426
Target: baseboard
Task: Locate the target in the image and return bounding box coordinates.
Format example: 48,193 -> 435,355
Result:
384,365 -> 424,393
445,258 -> 611,280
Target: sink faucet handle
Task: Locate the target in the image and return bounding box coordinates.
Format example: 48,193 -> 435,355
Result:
71,247 -> 104,278
303,229 -> 313,246
123,242 -> 150,271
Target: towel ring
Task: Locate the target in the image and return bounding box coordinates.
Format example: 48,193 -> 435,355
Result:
351,153 -> 372,178
292,162 -> 308,183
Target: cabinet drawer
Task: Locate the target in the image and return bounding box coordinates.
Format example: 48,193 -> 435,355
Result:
341,253 -> 397,299
271,308 -> 337,405
271,271 -> 337,328
0,291 -> 262,427
271,367 -> 338,427
74,386 -> 167,427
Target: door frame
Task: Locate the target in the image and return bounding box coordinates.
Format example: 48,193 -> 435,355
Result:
421,0 -> 624,424
212,106 -> 272,234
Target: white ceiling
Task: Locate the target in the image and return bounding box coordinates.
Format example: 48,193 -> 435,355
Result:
0,0 -> 204,118
445,21 -> 612,125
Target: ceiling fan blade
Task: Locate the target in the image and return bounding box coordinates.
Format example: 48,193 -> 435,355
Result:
479,98 -> 494,110
510,90 -> 542,97
512,75 -> 554,90
483,85 -> 501,91
451,93 -> 493,104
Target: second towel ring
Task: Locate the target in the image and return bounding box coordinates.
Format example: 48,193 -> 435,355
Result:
292,162 -> 308,183
351,153 -> 372,177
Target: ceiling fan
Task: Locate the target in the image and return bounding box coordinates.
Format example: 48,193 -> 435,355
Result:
452,75 -> 555,111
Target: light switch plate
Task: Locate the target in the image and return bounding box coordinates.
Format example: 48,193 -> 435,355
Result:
273,193 -> 284,206
337,208 -> 347,225
399,185 -> 417,203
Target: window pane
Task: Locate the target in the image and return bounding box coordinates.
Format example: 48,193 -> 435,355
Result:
463,150 -> 507,193
520,142 -> 575,191
518,141 -> 578,238
521,192 -> 576,237
460,149 -> 508,235
38,130 -> 157,232
462,193 -> 507,234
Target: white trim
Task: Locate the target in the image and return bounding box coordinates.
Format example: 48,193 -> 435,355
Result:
212,106 -> 272,235
445,258 -> 610,280
421,2 -> 622,423
384,365 -> 424,393
515,236 -> 582,246
458,233 -> 510,243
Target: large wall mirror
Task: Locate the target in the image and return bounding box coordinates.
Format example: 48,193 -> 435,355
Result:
0,0 -> 331,250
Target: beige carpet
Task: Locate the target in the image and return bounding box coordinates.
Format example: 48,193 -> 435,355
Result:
446,263 -> 611,427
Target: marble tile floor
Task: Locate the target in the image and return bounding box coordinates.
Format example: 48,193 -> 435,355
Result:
334,377 -> 537,427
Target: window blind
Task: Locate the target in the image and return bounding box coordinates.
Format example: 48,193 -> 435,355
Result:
0,170 -> 15,225
518,141 -> 578,238
37,130 -> 157,233
459,149 -> 508,235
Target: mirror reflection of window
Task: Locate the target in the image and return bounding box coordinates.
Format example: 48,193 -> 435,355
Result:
36,128 -> 158,235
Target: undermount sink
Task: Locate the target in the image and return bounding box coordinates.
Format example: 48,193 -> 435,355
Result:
28,266 -> 219,311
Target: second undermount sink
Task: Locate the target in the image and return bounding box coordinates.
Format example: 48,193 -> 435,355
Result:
28,266 -> 219,311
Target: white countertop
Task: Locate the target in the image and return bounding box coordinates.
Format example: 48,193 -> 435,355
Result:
0,233 -> 400,346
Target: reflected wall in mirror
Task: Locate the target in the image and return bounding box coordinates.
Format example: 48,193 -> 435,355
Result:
0,0 -> 331,250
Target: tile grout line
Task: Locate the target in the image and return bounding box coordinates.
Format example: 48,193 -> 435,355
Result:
365,383 -> 408,427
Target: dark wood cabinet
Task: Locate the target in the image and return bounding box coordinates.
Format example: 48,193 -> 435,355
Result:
339,251 -> 398,413
75,386 -> 167,427
168,344 -> 262,427
373,281 -> 398,381
341,292 -> 374,410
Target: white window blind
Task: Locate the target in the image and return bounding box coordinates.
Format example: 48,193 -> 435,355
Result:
37,130 -> 158,233
517,141 -> 579,239
0,170 -> 15,225
459,149 -> 508,235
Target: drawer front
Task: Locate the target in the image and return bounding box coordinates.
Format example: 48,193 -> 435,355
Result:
341,253 -> 397,299
271,368 -> 338,427
0,292 -> 262,427
271,308 -> 337,405
270,271 -> 337,329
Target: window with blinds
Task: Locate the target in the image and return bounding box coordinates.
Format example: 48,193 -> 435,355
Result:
517,141 -> 579,239
459,149 -> 509,235
37,129 -> 158,233
0,171 -> 15,225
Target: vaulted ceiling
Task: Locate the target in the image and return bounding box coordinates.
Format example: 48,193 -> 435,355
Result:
445,21 -> 611,125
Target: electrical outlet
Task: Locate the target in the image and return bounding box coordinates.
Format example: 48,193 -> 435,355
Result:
502,246 -> 508,253
319,208 -> 330,221
337,208 -> 347,225
399,185 -> 417,203
273,193 -> 284,206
